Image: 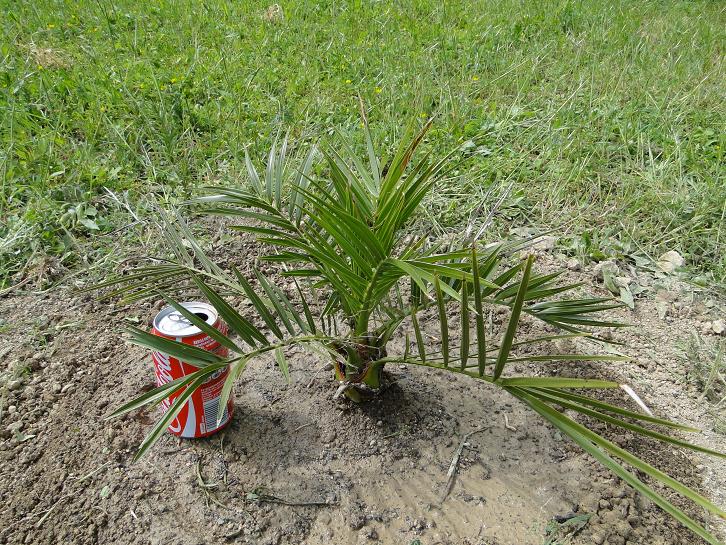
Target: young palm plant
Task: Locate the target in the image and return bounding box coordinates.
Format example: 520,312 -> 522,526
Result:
101,121 -> 725,543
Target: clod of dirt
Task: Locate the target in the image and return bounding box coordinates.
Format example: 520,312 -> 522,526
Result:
657,250 -> 685,273
711,319 -> 724,336
530,235 -> 556,251
593,259 -> 619,281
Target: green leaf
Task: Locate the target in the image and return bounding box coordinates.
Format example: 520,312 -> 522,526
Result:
471,247 -> 486,377
499,377 -> 619,388
290,145 -> 317,225
433,275 -> 449,367
290,276 -> 317,333
505,332 -> 593,351
619,286 -> 635,310
107,370 -> 210,419
244,147 -> 263,195
80,218 -> 100,230
171,210 -> 226,277
254,269 -> 298,335
481,262 -> 523,298
460,280 -> 469,371
359,101 -> 381,190
86,265 -> 184,292
232,267 -> 284,340
500,354 -> 630,363
124,325 -> 223,367
411,307 -> 426,364
275,347 -> 290,382
533,388 -> 698,431
602,268 -> 619,295
276,132 -> 288,209
495,270 -> 562,301
528,389 -> 725,458
268,277 -> 310,333
217,357 -> 249,425
388,259 -> 461,300
493,255 -> 534,381
265,136 -> 277,203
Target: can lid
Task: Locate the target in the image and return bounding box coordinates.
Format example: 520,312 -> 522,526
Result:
153,301 -> 218,338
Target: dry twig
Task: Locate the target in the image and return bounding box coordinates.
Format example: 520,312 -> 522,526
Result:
440,427 -> 487,503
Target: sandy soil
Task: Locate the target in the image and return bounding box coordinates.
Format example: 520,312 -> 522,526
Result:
0,249 -> 723,545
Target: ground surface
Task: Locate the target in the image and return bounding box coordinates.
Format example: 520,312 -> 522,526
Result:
1,248 -> 723,545
2,0 -> 725,286
2,2 -> 724,543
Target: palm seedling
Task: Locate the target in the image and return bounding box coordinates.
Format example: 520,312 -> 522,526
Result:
100,119 -> 725,543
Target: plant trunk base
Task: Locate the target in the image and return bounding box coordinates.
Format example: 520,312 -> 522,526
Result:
333,360 -> 384,403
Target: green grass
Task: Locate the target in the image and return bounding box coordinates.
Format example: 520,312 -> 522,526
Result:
1,0 -> 724,288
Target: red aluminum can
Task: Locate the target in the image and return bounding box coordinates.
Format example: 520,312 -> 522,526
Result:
151,301 -> 233,438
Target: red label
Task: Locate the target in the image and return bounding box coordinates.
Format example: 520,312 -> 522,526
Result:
151,321 -> 233,438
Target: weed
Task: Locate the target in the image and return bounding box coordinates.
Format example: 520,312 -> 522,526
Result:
542,512 -> 591,545
681,333 -> 725,405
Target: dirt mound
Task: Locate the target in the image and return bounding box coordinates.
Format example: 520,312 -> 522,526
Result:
0,256 -> 723,544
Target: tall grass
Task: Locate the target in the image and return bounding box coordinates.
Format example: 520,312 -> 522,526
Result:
1,0 -> 724,286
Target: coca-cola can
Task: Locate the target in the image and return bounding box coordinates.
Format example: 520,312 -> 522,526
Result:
151,301 -> 233,438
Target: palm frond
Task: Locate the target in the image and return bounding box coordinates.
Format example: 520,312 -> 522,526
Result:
511,388 -> 726,523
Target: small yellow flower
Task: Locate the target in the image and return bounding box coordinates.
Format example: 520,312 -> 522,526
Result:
420,112 -> 428,118
472,75 -> 479,81
100,106 -> 106,112
47,23 -> 55,29
170,77 -> 177,83
374,87 -> 382,94
345,79 -> 352,84
37,65 -> 44,70
160,84 -> 166,90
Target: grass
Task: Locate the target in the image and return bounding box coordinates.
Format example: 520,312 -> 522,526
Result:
1,0 -> 724,288
679,333 -> 725,437
681,333 -> 725,405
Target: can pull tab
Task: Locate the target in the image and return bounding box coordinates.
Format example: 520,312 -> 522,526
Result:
168,311 -> 209,327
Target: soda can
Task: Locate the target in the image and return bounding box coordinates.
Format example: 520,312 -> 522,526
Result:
151,301 -> 233,438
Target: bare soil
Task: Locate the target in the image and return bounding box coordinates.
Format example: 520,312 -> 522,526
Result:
0,251 -> 724,545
